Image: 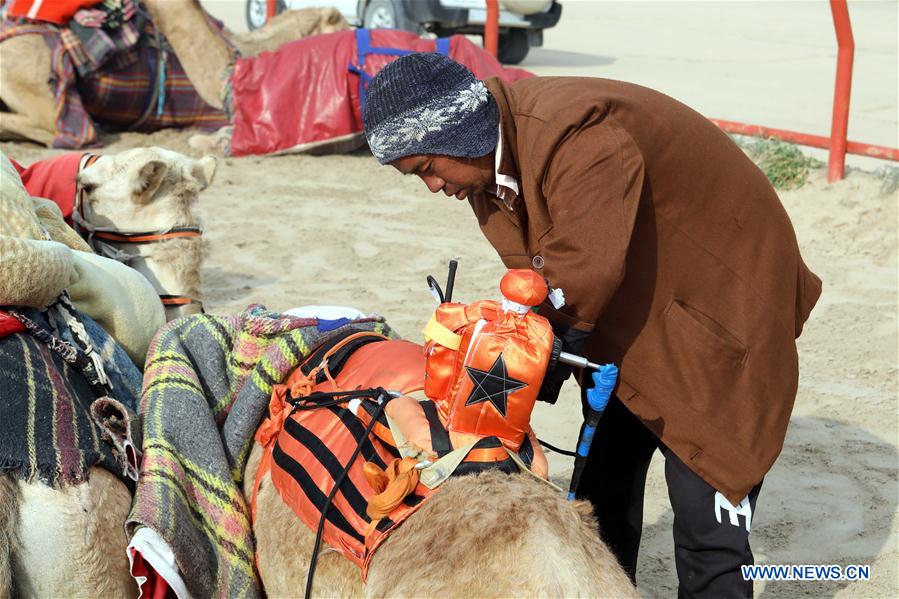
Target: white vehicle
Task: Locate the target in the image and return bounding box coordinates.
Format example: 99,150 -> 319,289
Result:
245,0 -> 562,64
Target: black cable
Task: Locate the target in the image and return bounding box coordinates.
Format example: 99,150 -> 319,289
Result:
426,275 -> 445,303
538,438 -> 577,458
304,388 -> 388,599
289,388 -> 383,411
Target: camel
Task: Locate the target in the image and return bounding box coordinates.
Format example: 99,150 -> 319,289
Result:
1,468 -> 136,597
1,313 -> 635,597
0,146 -> 217,597
0,4 -> 348,146
76,146 -> 217,320
244,442 -> 638,598
235,330 -> 636,597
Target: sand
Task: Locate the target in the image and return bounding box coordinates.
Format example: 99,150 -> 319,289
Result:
5,129 -> 896,597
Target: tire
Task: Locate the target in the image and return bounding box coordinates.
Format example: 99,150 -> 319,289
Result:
363,0 -> 422,34
245,0 -> 285,31
497,28 -> 530,64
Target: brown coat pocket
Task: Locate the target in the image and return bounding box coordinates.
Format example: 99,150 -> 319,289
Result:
660,299 -> 748,412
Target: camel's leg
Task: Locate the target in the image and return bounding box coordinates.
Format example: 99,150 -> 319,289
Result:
0,112 -> 55,146
142,0 -> 231,109
245,442 -> 364,597
15,468 -> 136,598
0,36 -> 57,146
229,7 -> 349,57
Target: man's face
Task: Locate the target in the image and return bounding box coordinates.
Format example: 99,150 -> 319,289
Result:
391,153 -> 495,201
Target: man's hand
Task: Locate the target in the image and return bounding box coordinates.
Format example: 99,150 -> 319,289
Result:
537,324 -> 591,404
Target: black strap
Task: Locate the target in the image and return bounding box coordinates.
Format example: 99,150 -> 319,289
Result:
538,437 -> 577,458
453,436 -> 518,477
420,400 -> 452,458
304,387 -> 389,599
300,329 -> 385,383
518,430 -> 534,467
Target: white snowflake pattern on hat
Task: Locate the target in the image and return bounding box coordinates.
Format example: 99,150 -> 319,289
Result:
367,80 -> 490,161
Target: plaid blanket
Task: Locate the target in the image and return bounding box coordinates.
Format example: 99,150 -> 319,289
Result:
62,0 -> 145,78
126,305 -> 397,598
0,8 -> 228,148
0,306 -> 142,486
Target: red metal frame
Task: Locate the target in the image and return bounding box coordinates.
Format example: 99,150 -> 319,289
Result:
484,0 -> 499,58
711,0 -> 897,182
827,0 -> 854,181
710,120 -> 899,163
266,0 -> 277,21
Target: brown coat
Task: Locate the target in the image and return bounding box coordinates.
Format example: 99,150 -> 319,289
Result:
474,77 -> 821,503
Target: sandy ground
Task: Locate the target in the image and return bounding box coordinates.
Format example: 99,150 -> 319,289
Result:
3,1 -> 898,597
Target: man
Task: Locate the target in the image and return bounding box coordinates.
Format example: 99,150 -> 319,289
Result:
362,53 -> 821,597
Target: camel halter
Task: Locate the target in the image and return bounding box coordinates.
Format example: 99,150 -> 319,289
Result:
74,153 -> 204,311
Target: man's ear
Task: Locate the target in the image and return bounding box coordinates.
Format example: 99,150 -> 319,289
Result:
192,155 -> 217,191
132,160 -> 167,203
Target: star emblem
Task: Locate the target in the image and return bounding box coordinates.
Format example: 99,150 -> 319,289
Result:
464,353 -> 527,417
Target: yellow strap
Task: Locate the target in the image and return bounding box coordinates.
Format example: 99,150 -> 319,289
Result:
422,315 -> 462,350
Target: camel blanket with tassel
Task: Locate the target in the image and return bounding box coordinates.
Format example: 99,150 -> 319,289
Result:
0,306 -> 142,486
126,305 -> 396,598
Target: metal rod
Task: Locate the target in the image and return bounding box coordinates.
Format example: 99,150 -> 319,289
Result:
828,0 -> 855,182
558,351 -> 601,371
485,0 -> 499,58
709,119 -> 898,162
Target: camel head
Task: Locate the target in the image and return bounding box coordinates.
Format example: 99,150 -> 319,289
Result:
77,147 -> 217,320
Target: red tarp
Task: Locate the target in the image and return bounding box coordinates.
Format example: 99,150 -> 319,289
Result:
229,29 -> 533,157
6,0 -> 101,25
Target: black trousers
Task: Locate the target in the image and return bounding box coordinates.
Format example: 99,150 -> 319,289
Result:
576,396 -> 763,598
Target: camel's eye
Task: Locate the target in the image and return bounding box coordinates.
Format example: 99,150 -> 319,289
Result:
81,182 -> 98,195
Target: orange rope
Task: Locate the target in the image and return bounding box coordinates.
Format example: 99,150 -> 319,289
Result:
363,457 -> 420,536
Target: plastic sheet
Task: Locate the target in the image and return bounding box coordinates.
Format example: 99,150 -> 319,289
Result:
229,29 -> 533,157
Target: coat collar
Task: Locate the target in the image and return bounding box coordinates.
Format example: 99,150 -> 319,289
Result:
485,78 -> 522,185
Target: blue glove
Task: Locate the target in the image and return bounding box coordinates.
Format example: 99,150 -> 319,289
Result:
586,364 -> 618,413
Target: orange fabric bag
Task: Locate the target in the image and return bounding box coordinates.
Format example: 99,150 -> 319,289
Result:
423,270 -> 554,451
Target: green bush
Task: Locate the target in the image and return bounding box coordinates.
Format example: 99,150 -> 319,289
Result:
744,138 -> 823,190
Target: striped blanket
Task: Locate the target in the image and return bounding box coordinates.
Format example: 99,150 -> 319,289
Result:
0,306 -> 142,486
126,305 -> 396,598
0,17 -> 228,148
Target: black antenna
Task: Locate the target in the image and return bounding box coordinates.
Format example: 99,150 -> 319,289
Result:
444,260 -> 458,302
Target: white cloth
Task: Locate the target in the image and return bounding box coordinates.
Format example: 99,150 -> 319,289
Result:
493,122 -> 520,210
285,305 -> 366,321
128,527 -> 192,599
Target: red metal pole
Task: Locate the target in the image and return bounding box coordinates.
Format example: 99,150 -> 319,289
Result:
266,0 -> 277,22
710,119 -> 899,162
485,0 -> 499,58
828,0 -> 855,182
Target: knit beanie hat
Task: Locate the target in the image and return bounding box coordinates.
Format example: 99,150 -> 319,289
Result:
363,52 -> 499,164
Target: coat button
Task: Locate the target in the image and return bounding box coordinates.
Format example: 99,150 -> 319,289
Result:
532,255 -> 545,269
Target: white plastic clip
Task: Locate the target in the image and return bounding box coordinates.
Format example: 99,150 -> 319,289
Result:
548,287 -> 566,309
